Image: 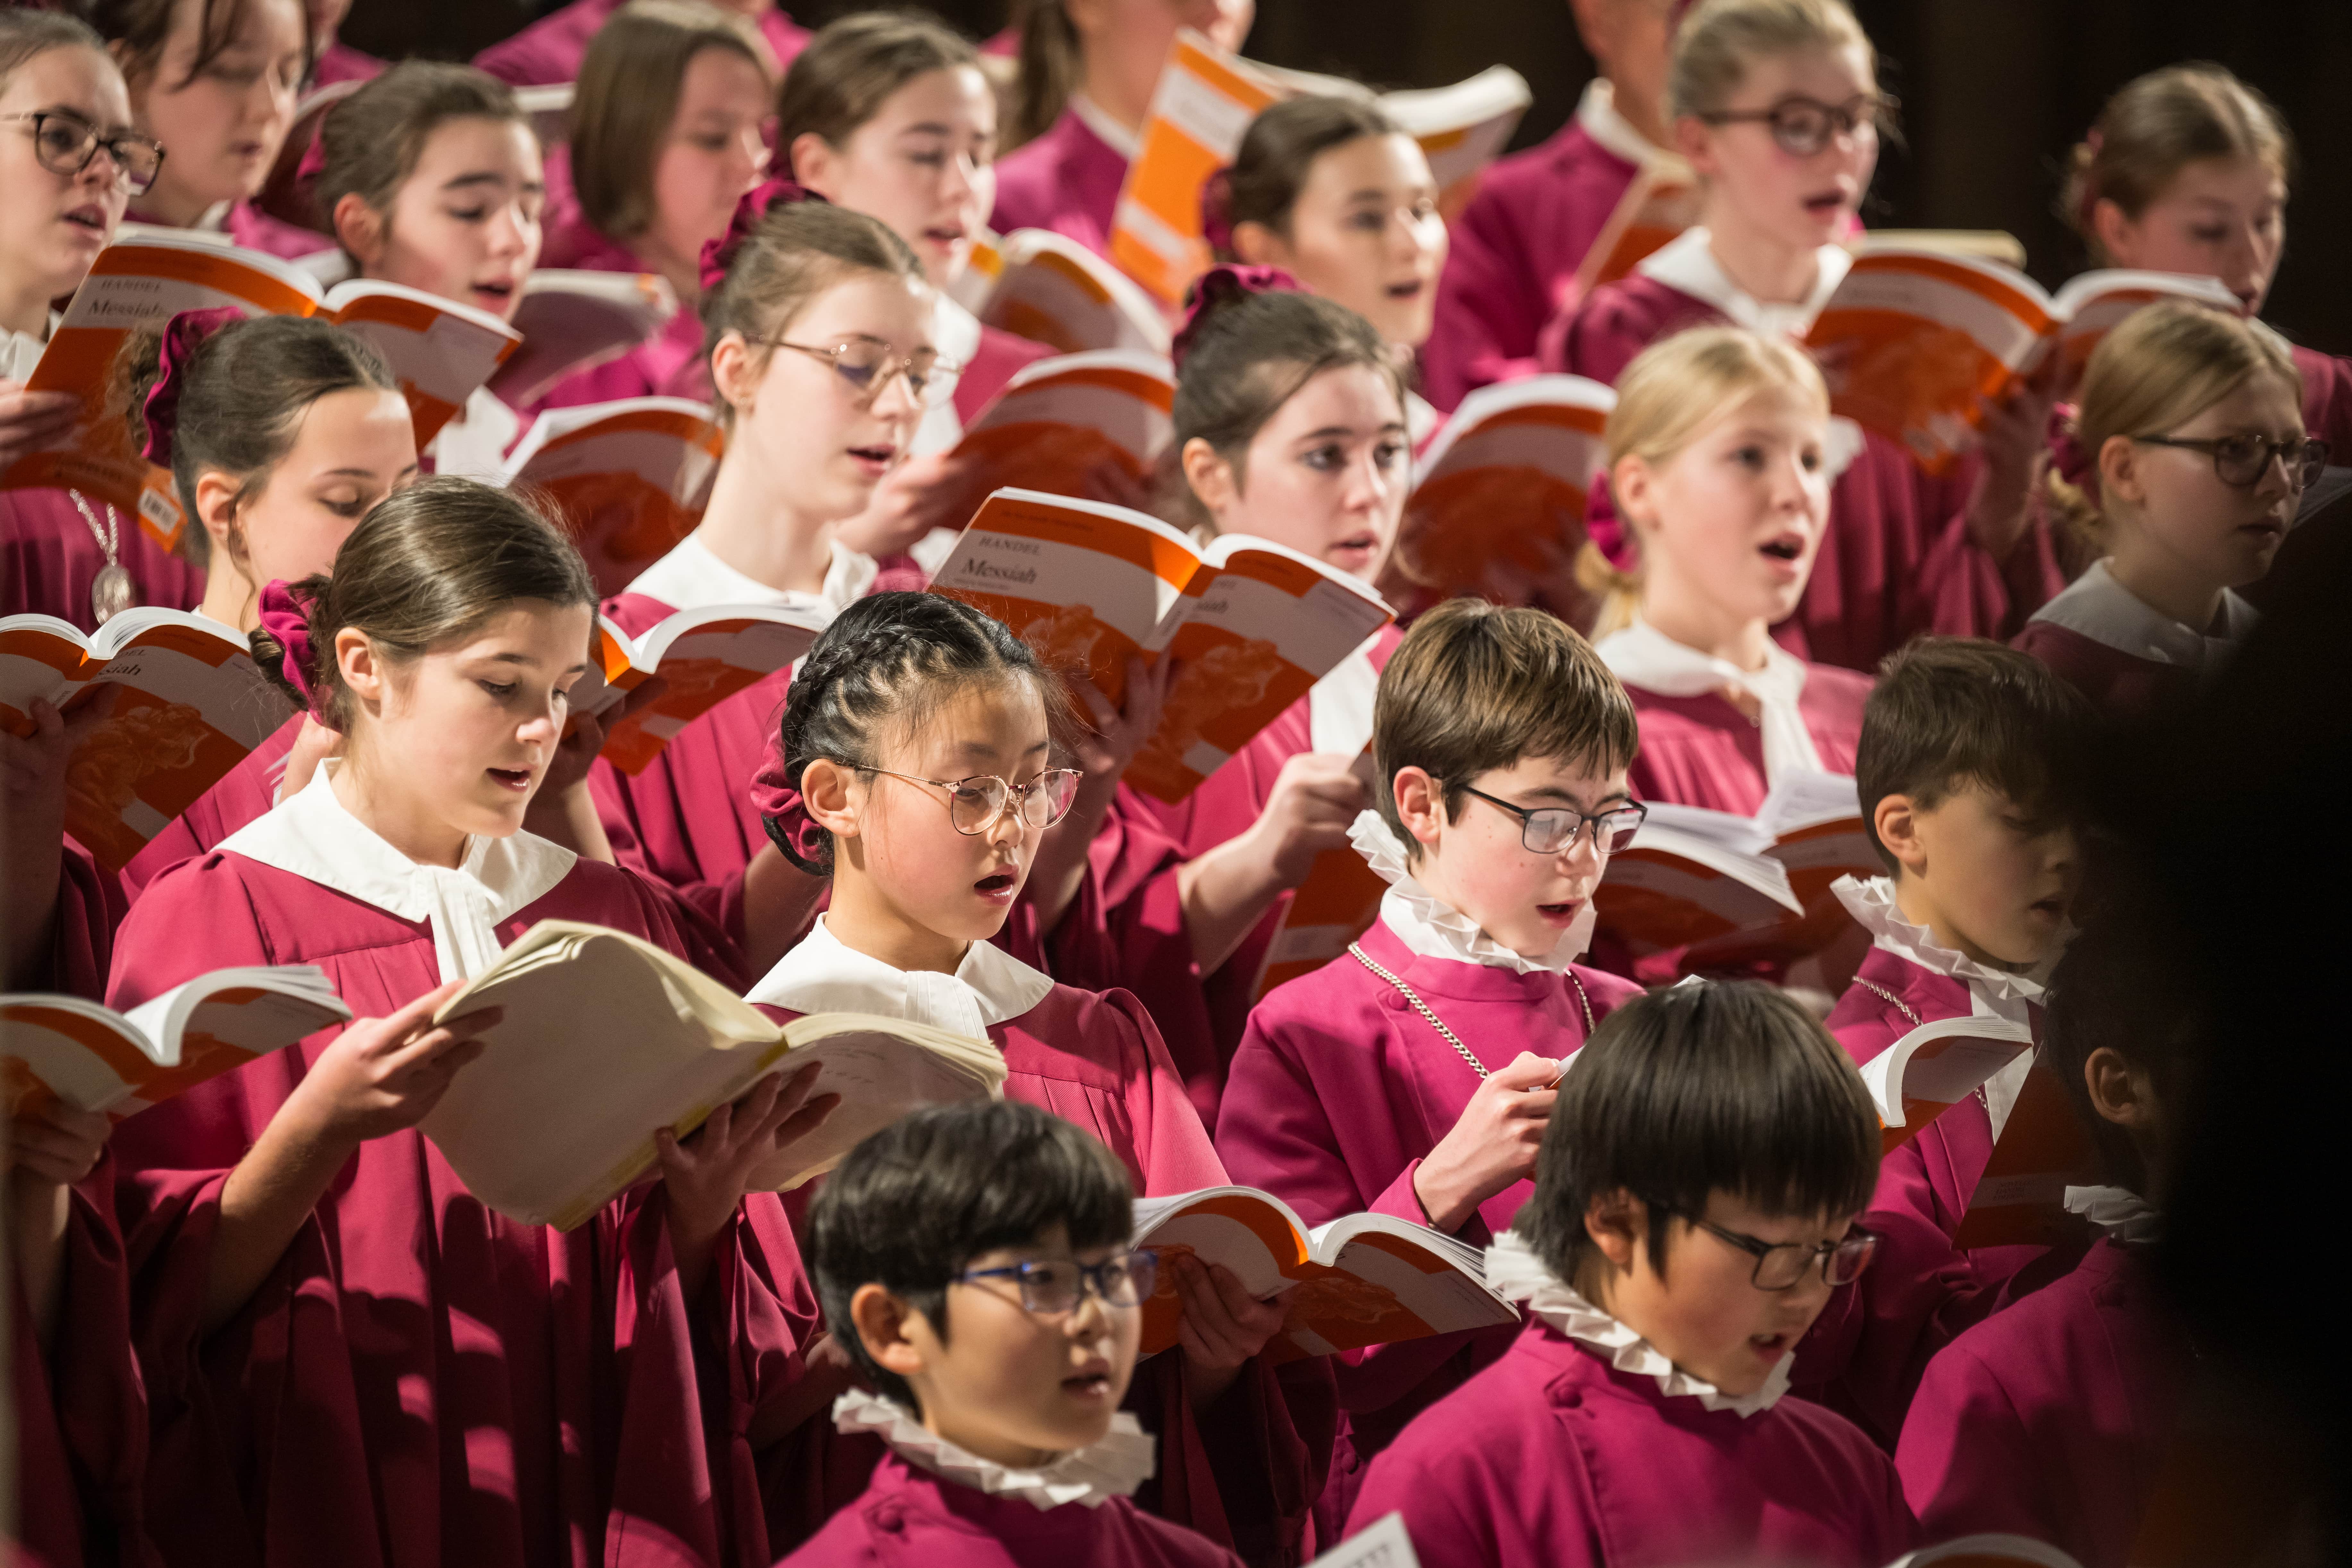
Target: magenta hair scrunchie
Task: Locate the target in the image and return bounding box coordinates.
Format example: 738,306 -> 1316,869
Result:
748,726 -> 830,867
256,578 -> 320,712
1169,263 -> 1304,370
697,176 -> 826,294
140,306 -> 247,467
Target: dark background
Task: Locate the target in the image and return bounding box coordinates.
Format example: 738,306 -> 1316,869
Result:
348,0 -> 2352,353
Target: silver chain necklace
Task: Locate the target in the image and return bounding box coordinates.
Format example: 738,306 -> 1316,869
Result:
68,488 -> 135,624
1852,976 -> 1993,1111
1348,941 -> 1594,1081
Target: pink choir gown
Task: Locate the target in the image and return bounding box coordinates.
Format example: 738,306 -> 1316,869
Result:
2291,342 -> 2352,455
1,488 -> 205,632
1218,901 -> 1638,1530
475,0 -> 809,84
1420,79 -> 1659,412
1542,228 -> 2064,671
746,920 -> 1335,1568
1081,627 -> 1403,1126
1797,875 -> 2077,1445
1896,1230 -> 2187,1568
104,782 -> 803,1568
2012,559 -> 2256,719
1345,1314 -> 1916,1568
776,1447 -> 1244,1568
989,103 -> 1130,259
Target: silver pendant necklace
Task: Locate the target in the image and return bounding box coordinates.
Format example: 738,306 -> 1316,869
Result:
68,488 -> 135,625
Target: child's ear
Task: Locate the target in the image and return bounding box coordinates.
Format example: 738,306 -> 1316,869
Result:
1872,792 -> 1928,878
1610,452 -> 1657,535
336,628 -> 386,711
800,757 -> 861,844
331,192 -> 386,272
2097,432 -> 2144,507
709,331 -> 763,420
193,470 -> 244,560
786,131 -> 838,199
1230,220 -> 1286,269
1582,1188 -> 1645,1271
1391,766 -> 1447,851
2084,1046 -> 2158,1132
848,1283 -> 931,1382
1180,436 -> 1240,522
1669,114 -> 1715,178
2089,199 -> 2136,272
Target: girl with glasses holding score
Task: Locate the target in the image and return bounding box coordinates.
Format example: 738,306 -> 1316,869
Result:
743,590 -> 1337,1566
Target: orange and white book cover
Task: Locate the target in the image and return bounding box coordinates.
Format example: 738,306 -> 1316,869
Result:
1130,1186 -> 1517,1359
1573,156 -> 1702,299
981,228 -> 1172,356
1951,1055 -> 2102,1251
2046,268 -> 2242,390
488,267 -> 678,408
2,966 -> 349,1120
1110,30 -> 1282,306
1254,756 -> 1386,1001
949,350 -> 1175,502
4,234 -> 518,540
930,489 -> 1392,802
0,607 -> 290,870
1389,374 -> 1614,617
1858,1013 -> 2037,1154
504,396 -> 722,599
573,603 -> 830,775
947,225 -> 1004,316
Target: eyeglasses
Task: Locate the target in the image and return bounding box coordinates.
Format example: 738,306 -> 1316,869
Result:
2131,433 -> 2329,492
857,766 -> 1083,834
1697,92 -> 1894,158
764,335 -> 961,408
4,111 -> 166,194
1457,784 -> 1647,856
956,1250 -> 1160,1314
1672,1210 -> 1878,1291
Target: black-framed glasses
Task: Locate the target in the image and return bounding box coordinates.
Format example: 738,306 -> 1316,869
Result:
2132,432 -> 2328,492
763,335 -> 961,408
1672,1209 -> 1878,1290
4,110 -> 165,194
1457,784 -> 1647,856
857,766 -> 1083,834
1697,92 -> 1895,158
956,1250 -> 1159,1314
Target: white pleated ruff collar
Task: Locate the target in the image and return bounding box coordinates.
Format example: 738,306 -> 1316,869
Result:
217,764 -> 575,983
1351,811 -> 1596,976
1485,1231 -> 1793,1417
747,915 -> 1053,1040
2064,1184 -> 2163,1246
1831,875 -> 2054,1018
832,1389 -> 1155,1510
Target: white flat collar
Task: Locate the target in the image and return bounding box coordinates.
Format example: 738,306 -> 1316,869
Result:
832,1390 -> 1155,1510
1351,811 -> 1596,975
746,915 -> 1053,1038
628,532 -> 878,618
218,764 -> 576,983
1574,77 -> 1671,170
2063,1184 -> 2162,1246
1067,94 -> 1141,162
2027,558 -> 2258,671
2,321 -> 47,381
1485,1230 -> 1793,1417
1597,620 -> 1823,782
1831,874 -> 2054,1015
1635,225 -> 1852,340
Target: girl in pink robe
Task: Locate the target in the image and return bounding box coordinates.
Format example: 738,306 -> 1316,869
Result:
104,477 -> 827,1568
1047,274 -> 1414,1121
2019,302 -> 2301,719
474,0 -> 809,88
1218,598 -> 1645,1530
525,4 -> 775,415
1341,980 -> 1911,1568
0,18 -> 204,631
741,588 -> 1334,1566
1538,2 -> 2059,673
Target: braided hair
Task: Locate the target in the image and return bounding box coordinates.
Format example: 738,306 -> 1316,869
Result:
769,591 -> 1072,874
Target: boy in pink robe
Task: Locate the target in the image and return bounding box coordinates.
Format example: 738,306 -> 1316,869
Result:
474,0 -> 808,86
1342,980 -> 1912,1567
1896,919 -> 2195,1568
1802,638 -> 2094,1442
743,590 -> 1335,1565
782,1099 -> 1244,1568
1218,599 -> 1643,1528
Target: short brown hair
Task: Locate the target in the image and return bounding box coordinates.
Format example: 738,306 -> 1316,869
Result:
2062,63 -> 2295,259
1372,598 -> 1639,859
777,11 -> 980,165
317,61 -> 526,246
1857,637 -> 2095,872
572,0 -> 769,241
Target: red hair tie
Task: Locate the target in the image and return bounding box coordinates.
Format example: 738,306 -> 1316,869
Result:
1198,166 -> 1237,261
257,578 -> 320,713
2048,402 -> 2099,502
141,306 -> 247,467
698,176 -> 825,294
1170,263 -> 1303,370
1583,473 -> 1640,573
748,727 -> 829,868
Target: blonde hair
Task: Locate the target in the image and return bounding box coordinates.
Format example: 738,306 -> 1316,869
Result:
1667,0 -> 1876,122
2061,64 -> 2295,261
571,0 -> 770,242
1577,325 -> 1830,636
2045,299 -> 2299,548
